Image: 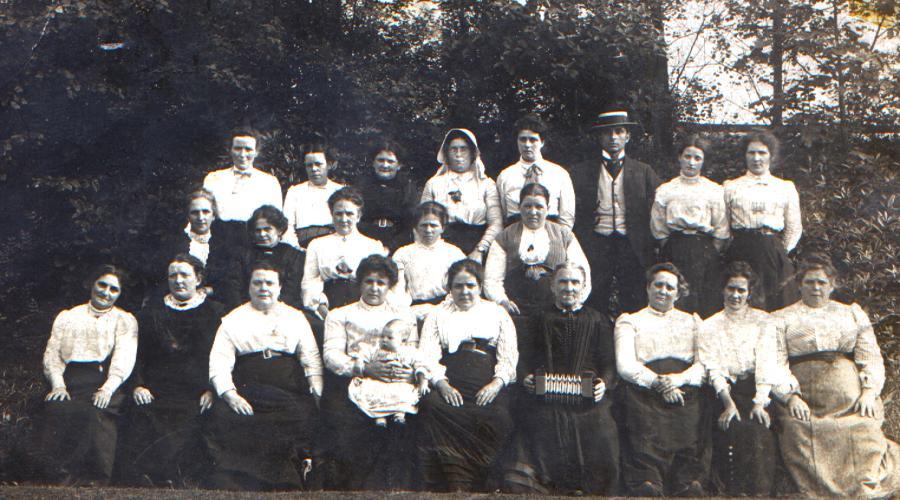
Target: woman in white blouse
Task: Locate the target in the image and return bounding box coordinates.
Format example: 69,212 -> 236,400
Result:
768,254 -> 897,497
302,187 -> 389,322
319,255 -> 418,490
485,182 -> 590,316
420,128 -> 502,261
651,135 -> 728,318
724,130 -> 801,311
614,263 -> 707,497
282,142 -> 344,250
698,261 -> 779,496
393,201 -> 465,321
418,259 -> 518,492
205,261 -> 322,490
39,265 -> 138,485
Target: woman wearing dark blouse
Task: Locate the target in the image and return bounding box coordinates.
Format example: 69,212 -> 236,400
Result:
221,205 -> 305,310
120,254 -> 223,486
509,262 -> 619,495
355,140 -> 419,252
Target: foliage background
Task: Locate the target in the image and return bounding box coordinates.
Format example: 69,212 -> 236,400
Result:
0,0 -> 896,484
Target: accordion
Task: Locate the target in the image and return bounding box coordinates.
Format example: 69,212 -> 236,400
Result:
534,369 -> 595,405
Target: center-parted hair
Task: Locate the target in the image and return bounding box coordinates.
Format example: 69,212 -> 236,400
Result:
356,254 -> 399,287
328,186 -> 365,213
169,253 -> 207,286
519,182 -> 551,204
186,188 -> 219,219
248,205 -> 289,237
414,201 -> 449,228
646,262 -> 690,298
446,258 -> 484,289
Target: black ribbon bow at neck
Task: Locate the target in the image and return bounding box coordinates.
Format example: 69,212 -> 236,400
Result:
604,157 -> 623,179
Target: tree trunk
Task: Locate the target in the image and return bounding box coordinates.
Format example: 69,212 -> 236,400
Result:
770,0 -> 785,129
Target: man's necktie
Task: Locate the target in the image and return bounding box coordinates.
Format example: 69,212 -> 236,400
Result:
604,158 -> 623,179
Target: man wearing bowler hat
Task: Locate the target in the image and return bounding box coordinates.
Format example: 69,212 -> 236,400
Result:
572,108 -> 660,316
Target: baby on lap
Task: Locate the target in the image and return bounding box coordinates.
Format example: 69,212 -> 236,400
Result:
348,319 -> 429,427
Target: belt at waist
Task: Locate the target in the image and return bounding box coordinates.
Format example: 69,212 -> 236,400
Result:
240,349 -> 293,360
788,350 -> 853,365
733,227 -> 781,237
368,217 -> 396,228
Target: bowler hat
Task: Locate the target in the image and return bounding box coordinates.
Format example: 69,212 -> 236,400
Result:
590,109 -> 641,130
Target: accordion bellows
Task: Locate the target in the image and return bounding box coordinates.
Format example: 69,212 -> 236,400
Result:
534,369 -> 595,404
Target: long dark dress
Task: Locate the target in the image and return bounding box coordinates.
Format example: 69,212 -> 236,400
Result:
204,353 -> 317,490
355,171 -> 418,252
118,297 -> 223,486
660,232 -> 723,318
506,305 -> 620,495
419,338 -> 514,492
710,376 -> 777,495
37,361 -> 126,484
620,358 -> 709,495
726,230 -> 799,311
221,242 -> 305,310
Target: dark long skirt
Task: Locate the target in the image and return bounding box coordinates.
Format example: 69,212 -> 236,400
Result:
419,340 -> 514,492
203,354 -> 316,491
315,372 -> 419,491
443,223 -> 486,255
118,389 -> 209,487
506,267 -> 554,381
660,232 -> 723,318
710,375 -> 777,496
726,230 -> 799,312
507,393 -> 620,495
36,361 -> 124,485
619,358 -> 710,496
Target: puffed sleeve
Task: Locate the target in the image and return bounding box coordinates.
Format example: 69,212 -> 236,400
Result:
322,307 -> 364,378
614,313 -> 660,388
752,319 -> 777,406
492,305 -> 518,385
42,311 -> 70,390
301,238 -> 327,310
264,174 -> 283,212
482,240 -> 509,304
649,196 -> 670,240
710,186 -> 730,241
781,180 -> 802,252
850,303 -> 885,394
293,312 -> 323,379
420,177 -> 437,203
697,317 -> 727,394
209,323 -> 238,396
478,179 -> 503,250
282,186 -> 301,249
98,312 -> 138,394
769,313 -> 801,402
392,249 -> 414,308
418,311 -> 447,383
557,170 -> 576,229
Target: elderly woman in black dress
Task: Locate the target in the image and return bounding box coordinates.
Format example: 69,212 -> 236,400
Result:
119,254 -> 224,487
220,205 -> 305,310
614,263 -> 707,497
38,264 -> 138,485
418,259 -> 518,492
318,254 -> 418,490
355,140 -> 419,252
508,262 -> 619,495
769,254 -> 898,497
205,260 -> 323,491
698,261 -> 779,496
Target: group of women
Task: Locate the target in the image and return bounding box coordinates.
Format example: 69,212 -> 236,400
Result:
35,124 -> 896,497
